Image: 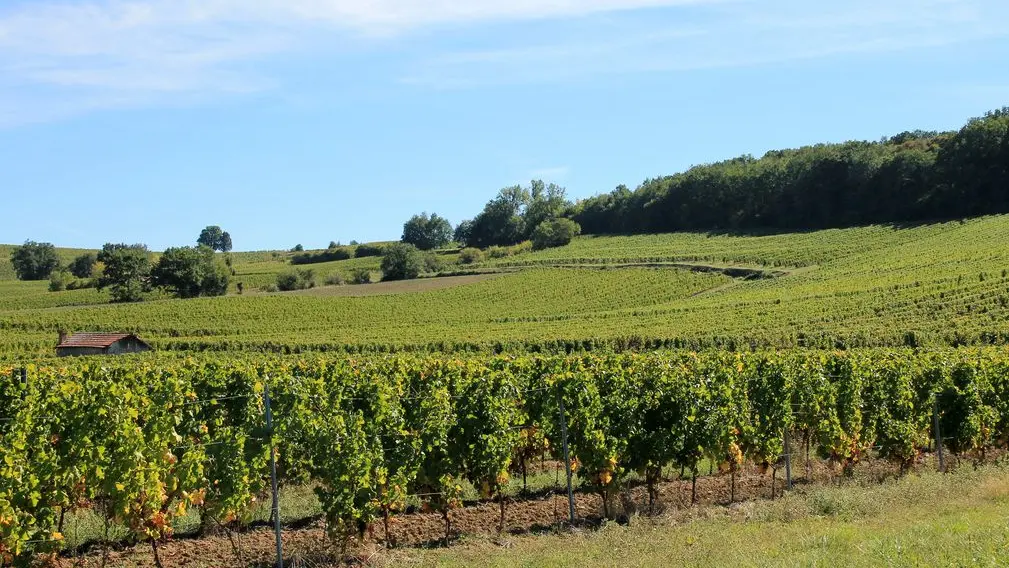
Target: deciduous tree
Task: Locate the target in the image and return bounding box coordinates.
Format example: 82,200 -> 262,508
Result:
151,245 -> 230,299
97,243 -> 151,302
401,213 -> 453,251
10,240 -> 60,280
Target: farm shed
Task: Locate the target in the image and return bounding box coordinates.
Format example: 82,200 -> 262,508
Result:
55,332 -> 152,357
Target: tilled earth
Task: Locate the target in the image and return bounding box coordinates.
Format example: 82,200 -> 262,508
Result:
71,457 -> 923,567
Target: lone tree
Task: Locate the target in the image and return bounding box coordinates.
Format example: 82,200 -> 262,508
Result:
380,243 -> 424,281
197,226 -> 233,252
68,253 -> 97,279
10,240 -> 60,280
97,243 -> 151,302
401,212 -> 453,251
151,245 -> 230,299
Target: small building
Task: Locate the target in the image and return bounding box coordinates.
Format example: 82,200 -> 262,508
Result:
55,332 -> 152,357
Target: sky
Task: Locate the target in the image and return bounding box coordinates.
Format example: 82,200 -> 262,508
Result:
1,0 -> 1008,251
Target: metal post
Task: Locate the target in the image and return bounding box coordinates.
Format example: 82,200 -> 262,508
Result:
783,428 -> 792,490
557,386 -> 576,524
19,367 -> 26,385
933,394 -> 945,473
264,382 -> 283,568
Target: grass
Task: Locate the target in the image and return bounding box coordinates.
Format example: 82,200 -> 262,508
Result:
384,464 -> 1009,567
53,461 -> 1009,566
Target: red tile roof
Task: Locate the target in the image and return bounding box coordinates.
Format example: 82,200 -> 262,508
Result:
57,332 -> 144,349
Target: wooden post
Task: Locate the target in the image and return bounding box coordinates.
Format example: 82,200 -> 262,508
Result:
933,394 -> 945,473
557,386 -> 576,524
784,429 -> 793,490
264,383 -> 283,568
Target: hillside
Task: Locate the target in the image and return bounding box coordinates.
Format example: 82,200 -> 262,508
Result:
4,215 -> 1009,357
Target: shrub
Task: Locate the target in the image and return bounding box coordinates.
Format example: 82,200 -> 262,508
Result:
423,252 -> 445,274
509,240 -> 533,256
487,246 -> 509,259
350,268 -> 372,284
66,278 -> 97,291
276,268 -> 315,291
380,243 -> 424,281
324,272 -> 345,286
354,243 -> 386,258
48,271 -> 71,292
291,248 -> 352,265
532,218 -> 581,250
459,247 -> 484,264
262,283 -> 278,293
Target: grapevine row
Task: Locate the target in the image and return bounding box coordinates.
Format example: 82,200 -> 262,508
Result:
2,349 -> 1009,563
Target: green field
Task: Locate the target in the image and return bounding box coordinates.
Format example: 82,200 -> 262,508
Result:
4,216 -> 1009,356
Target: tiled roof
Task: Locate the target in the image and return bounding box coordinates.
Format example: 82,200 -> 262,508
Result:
57,332 -> 142,349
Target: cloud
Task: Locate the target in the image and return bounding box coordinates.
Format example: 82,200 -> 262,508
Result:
0,0 -> 720,125
404,0 -> 1009,87
1,0 -> 1006,125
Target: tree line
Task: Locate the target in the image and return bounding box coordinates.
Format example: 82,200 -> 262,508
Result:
398,181 -> 581,256
9,226 -> 234,302
402,107 -> 1009,249
573,108 -> 1009,234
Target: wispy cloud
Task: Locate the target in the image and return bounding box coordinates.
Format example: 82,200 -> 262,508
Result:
404,0 -> 1009,87
1,0 -> 1006,125
0,0 -> 715,125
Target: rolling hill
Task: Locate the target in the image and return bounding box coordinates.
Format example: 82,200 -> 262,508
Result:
4,215 -> 1009,357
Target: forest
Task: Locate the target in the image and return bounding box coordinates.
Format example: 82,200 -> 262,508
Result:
570,108 -> 1009,234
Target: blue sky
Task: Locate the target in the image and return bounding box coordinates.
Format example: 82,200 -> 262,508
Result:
1,0 -> 1008,251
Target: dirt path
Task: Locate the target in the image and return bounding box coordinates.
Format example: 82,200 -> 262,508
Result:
73,457 -> 914,568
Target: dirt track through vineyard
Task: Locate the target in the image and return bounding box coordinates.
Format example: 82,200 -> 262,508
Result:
80,457 -> 911,568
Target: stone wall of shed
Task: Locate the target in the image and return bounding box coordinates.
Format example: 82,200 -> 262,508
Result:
56,347 -> 105,357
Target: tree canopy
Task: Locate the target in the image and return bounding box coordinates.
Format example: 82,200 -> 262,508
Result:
151,245 -> 230,299
571,108 -> 1009,235
463,181 -> 571,248
97,243 -> 151,303
10,241 -> 60,280
197,226 -> 233,252
67,253 -> 97,279
401,212 -> 453,250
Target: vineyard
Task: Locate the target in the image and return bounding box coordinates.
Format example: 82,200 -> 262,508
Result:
5,216 -> 1009,357
2,348 -> 1009,564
